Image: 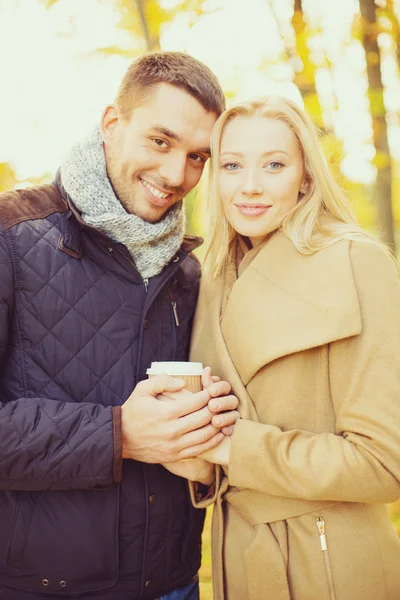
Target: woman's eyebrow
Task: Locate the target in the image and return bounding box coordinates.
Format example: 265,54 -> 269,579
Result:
220,150 -> 290,157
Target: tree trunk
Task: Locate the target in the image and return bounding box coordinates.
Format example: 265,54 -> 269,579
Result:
135,0 -> 159,51
359,0 -> 395,249
386,0 -> 400,75
290,0 -> 324,124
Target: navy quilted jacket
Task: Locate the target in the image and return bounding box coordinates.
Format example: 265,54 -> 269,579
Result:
0,184 -> 205,599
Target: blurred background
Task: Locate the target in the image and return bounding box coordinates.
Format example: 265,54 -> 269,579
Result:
1,0 -> 399,597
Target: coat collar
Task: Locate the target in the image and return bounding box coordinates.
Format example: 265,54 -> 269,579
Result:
220,230 -> 361,386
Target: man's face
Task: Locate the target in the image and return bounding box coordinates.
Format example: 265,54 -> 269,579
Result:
102,83 -> 218,222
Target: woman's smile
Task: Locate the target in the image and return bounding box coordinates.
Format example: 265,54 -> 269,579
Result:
234,203 -> 272,217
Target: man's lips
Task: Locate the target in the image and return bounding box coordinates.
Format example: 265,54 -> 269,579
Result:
235,204 -> 272,217
140,178 -> 174,207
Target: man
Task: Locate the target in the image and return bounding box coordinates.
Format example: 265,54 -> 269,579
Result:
0,52 -> 237,600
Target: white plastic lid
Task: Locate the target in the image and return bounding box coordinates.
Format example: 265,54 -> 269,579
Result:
146,361 -> 203,376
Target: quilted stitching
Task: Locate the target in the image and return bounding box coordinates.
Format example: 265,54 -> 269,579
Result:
0,197 -> 203,598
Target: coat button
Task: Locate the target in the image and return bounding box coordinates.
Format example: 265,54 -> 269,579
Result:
145,579 -> 152,588
149,494 -> 157,504
41,579 -> 49,587
60,581 -> 67,588
172,255 -> 180,263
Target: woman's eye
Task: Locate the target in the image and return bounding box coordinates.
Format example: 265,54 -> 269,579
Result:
267,161 -> 284,170
222,163 -> 240,171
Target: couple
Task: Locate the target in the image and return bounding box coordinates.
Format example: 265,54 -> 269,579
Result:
0,51 -> 399,600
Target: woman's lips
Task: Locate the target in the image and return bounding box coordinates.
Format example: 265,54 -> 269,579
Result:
235,204 -> 271,217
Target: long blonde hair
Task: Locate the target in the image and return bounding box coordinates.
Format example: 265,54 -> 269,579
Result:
204,96 -> 380,280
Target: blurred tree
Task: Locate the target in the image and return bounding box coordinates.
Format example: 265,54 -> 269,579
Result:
290,0 -> 323,123
135,0 -> 159,50
0,163 -> 18,193
386,0 -> 400,73
359,0 -> 395,249
109,0 -> 205,55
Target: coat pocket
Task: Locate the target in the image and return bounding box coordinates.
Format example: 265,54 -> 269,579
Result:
2,486 -> 119,595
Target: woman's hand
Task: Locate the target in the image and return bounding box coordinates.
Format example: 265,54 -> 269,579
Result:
162,457 -> 215,485
201,366 -> 221,388
202,367 -> 239,436
200,436 -> 231,467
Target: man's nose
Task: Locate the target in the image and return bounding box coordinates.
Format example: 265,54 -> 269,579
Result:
240,170 -> 263,196
159,153 -> 187,188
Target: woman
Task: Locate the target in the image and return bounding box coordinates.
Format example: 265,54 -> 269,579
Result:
189,97 -> 400,600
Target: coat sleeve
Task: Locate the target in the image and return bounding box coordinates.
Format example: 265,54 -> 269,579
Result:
0,229 -> 122,491
228,240 -> 400,504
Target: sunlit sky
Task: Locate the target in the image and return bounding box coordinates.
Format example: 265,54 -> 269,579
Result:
1,0 -> 400,185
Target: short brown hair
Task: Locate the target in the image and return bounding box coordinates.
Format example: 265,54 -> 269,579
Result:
115,51 -> 225,119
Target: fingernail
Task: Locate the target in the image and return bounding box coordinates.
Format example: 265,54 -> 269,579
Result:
210,401 -> 221,411
214,417 -> 222,427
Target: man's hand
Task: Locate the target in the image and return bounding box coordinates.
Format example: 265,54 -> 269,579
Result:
162,458 -> 215,485
121,374 -> 225,463
159,375 -> 239,437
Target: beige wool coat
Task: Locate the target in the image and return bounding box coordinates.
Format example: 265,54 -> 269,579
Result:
190,231 -> 400,600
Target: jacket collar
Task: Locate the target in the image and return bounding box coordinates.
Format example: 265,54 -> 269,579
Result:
220,230 -> 361,386
53,178 -> 203,260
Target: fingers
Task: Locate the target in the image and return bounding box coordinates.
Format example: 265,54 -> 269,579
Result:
136,374 -> 185,397
175,404 -> 214,436
221,425 -> 234,436
178,430 -> 225,461
201,366 -> 213,389
162,388 -> 212,418
211,410 -> 240,429
207,380 -> 232,398
201,367 -> 221,389
208,393 -> 239,413
176,422 -> 219,450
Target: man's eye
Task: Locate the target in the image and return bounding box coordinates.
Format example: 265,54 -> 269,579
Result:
189,154 -> 206,164
153,138 -> 168,148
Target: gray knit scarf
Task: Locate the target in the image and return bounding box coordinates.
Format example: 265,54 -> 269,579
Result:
60,127 -> 184,278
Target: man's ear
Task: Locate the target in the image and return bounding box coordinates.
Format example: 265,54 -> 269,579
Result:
100,103 -> 120,145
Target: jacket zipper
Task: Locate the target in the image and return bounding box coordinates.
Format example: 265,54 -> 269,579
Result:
168,289 -> 179,360
171,301 -> 179,326
316,517 -> 337,600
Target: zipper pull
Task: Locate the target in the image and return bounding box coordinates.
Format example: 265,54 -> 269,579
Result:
144,278 -> 148,292
316,517 -> 327,551
171,301 -> 180,327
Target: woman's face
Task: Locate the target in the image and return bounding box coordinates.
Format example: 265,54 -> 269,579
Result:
218,115 -> 306,247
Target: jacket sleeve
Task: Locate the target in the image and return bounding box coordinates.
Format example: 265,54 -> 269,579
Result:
0,229 -> 122,491
228,240 -> 400,504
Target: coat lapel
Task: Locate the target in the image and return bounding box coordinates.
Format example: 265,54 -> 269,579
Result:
190,276 -> 260,422
221,232 -> 362,386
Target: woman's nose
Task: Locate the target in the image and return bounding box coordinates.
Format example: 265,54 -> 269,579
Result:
240,171 -> 263,196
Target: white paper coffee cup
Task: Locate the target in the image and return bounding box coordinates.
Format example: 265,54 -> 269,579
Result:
146,361 -> 203,393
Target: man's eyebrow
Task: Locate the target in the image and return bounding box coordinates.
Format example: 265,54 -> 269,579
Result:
151,125 -> 211,155
152,125 -> 181,142
196,147 -> 211,155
